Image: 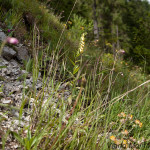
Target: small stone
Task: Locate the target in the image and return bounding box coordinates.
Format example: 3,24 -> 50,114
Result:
21,70 -> 28,74
1,98 -> 12,104
2,46 -> 17,61
0,30 -> 7,41
15,46 -> 29,62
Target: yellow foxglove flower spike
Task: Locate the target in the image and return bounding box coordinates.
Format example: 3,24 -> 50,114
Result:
78,33 -> 85,54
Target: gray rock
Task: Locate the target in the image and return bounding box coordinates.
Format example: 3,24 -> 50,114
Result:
36,82 -> 42,90
10,59 -> 19,67
2,46 -> 17,60
0,58 -> 9,65
12,120 -> 25,127
1,98 -> 12,104
0,30 -> 7,41
21,70 -> 28,74
12,110 -> 19,117
15,46 -> 29,62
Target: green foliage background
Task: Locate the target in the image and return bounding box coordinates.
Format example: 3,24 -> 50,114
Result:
45,0 -> 150,73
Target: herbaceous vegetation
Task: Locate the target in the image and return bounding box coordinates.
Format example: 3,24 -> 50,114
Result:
0,0 -> 150,149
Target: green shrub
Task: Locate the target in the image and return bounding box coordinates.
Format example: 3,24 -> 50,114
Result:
68,14 -> 93,41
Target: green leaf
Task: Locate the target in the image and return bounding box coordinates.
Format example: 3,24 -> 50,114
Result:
27,129 -> 32,140
11,131 -> 24,146
0,66 -> 7,69
73,65 -> 79,75
68,95 -> 72,105
76,51 -> 80,57
31,131 -> 47,148
68,57 -> 75,66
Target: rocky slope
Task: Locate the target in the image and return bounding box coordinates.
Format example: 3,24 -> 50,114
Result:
0,26 -> 70,149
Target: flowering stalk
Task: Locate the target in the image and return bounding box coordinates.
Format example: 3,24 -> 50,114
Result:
78,33 -> 85,54
50,33 -> 86,149
73,33 -> 86,76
